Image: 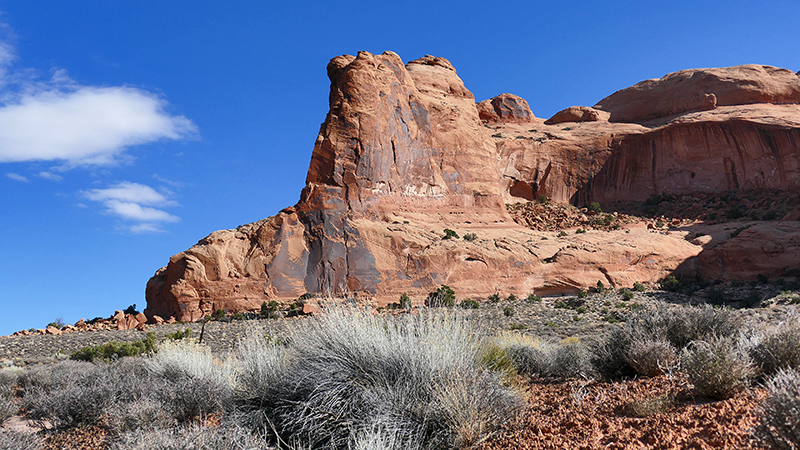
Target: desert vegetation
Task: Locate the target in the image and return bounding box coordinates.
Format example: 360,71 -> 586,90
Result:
4,298 -> 800,449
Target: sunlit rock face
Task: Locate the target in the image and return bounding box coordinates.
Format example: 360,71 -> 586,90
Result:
145,54 -> 800,322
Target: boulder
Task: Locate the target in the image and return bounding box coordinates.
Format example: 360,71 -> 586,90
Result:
45,326 -> 61,336
544,106 -> 610,125
477,93 -> 535,123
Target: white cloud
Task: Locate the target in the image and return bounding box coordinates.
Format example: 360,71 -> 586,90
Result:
0,85 -> 197,166
83,181 -> 179,233
36,171 -> 62,181
0,24 -> 196,168
5,172 -> 27,182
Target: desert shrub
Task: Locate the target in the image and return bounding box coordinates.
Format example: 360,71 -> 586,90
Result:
557,231 -> 568,237
442,229 -> 459,240
575,228 -> 586,234
123,304 -> 140,316
0,371 -> 17,424
576,289 -> 587,298
751,317 -> 800,376
596,281 -> 605,293
525,293 -> 541,303
627,302 -> 742,350
488,293 -> 500,303
633,282 -> 646,292
459,299 -> 480,309
478,343 -> 516,377
463,232 -> 477,242
506,294 -> 518,302
625,335 -> 677,377
71,332 -> 157,362
232,306 -> 522,449
148,340 -> 235,422
549,339 -> 593,379
590,327 -> 637,380
755,368 -> 800,450
503,307 -> 515,317
501,335 -> 555,378
111,424 -> 271,450
619,288 -> 634,301
106,398 -> 175,434
426,285 -> 455,307
0,430 -> 42,450
680,336 -> 753,400
22,361 -> 115,428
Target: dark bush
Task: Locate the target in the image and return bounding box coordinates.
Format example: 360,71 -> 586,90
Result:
751,318 -> 800,376
459,299 -> 480,309
426,285 -> 456,307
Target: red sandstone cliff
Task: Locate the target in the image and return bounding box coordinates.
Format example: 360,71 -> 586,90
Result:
145,54 -> 800,322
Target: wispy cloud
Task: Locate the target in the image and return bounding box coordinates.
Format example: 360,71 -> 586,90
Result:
5,172 -> 27,182
36,171 -> 62,181
83,181 -> 179,233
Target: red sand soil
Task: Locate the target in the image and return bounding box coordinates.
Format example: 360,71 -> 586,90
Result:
480,375 -> 767,450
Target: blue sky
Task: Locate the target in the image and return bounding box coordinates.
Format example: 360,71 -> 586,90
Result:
0,1 -> 798,335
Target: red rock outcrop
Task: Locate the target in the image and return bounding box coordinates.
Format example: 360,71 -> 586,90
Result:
594,64 -> 800,123
145,54 -> 800,321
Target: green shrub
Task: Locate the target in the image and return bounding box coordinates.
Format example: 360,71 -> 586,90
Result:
442,229 -> 459,240
596,280 -> 605,293
488,293 -> 501,303
619,288 -> 634,301
123,304 -> 140,316
164,328 -> 192,341
588,202 -> 602,213
503,307 -> 515,317
659,276 -> 681,292
549,340 -> 593,379
509,323 -> 527,330
633,282 -> 646,292
459,299 -> 480,309
755,368 -> 800,450
575,228 -> 586,234
399,293 -> 411,309
577,289 -> 588,299
427,285 -> 456,307
506,294 -> 517,302
557,231 -> 568,237
680,336 -> 753,400
71,333 -> 157,362
526,293 -> 541,303
47,318 -> 65,329
463,232 -> 478,242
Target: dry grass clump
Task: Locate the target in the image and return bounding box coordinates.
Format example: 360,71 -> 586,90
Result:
232,307 -> 522,449
755,368 -> 800,450
679,335 -> 754,400
625,394 -> 676,418
0,430 -> 43,450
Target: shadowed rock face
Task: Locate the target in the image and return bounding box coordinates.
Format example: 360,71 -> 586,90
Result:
145,53 -> 800,321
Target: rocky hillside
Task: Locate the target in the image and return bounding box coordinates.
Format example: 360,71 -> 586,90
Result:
145,52 -> 800,322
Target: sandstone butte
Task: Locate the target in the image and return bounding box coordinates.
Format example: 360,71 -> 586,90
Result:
144,51 -> 800,322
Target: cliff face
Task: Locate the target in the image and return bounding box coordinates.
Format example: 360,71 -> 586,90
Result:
145,53 -> 800,321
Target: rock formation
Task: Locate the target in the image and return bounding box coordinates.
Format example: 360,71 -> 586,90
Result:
145,53 -> 800,322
